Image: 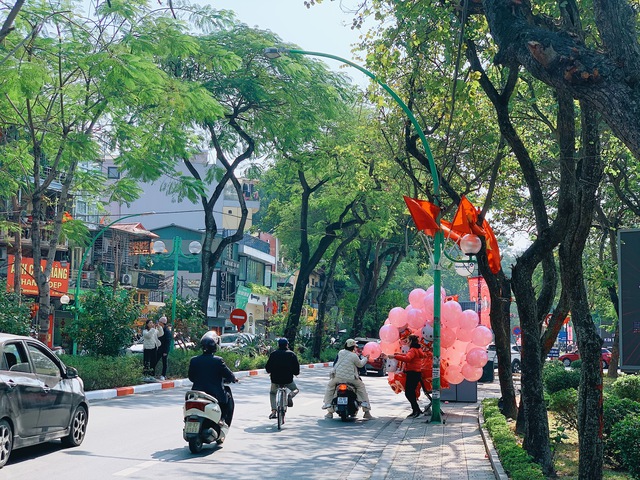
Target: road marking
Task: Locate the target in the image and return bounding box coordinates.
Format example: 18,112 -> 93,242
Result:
113,454 -> 181,477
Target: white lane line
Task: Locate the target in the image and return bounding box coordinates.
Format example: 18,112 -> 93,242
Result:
113,454 -> 181,477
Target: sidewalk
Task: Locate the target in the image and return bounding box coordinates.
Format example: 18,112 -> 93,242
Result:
85,364 -> 508,480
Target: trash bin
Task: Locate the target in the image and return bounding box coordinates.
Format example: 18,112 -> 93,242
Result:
479,360 -> 495,383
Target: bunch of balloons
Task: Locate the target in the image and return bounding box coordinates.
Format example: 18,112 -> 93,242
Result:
378,285 -> 493,387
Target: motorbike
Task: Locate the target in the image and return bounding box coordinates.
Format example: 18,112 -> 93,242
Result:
331,383 -> 360,421
183,385 -> 235,453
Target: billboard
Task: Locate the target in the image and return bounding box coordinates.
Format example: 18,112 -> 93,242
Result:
618,229 -> 640,372
6,255 -> 69,297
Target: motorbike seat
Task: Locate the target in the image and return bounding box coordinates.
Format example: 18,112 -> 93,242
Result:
185,390 -> 218,403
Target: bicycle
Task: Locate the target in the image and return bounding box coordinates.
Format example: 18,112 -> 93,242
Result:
275,384 -> 289,430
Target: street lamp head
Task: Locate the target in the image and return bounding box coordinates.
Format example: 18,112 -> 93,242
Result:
60,294 -> 70,305
152,240 -> 166,254
189,241 -> 202,255
264,47 -> 286,59
460,234 -> 482,256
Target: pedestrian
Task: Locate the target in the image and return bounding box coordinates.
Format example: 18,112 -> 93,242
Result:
155,315 -> 172,380
388,334 -> 427,418
142,319 -> 163,381
265,338 -> 300,419
322,338 -> 373,419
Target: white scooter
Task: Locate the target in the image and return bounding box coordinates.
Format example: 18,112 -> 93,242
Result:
183,385 -> 235,453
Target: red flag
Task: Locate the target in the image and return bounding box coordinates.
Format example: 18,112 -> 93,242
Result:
403,196 -> 440,236
451,196 -> 485,236
482,220 -> 501,273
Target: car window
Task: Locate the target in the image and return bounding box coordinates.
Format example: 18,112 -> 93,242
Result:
1,342 -> 31,372
26,344 -> 61,377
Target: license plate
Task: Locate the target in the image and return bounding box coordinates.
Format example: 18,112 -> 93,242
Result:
185,421 -> 200,434
337,397 -> 348,405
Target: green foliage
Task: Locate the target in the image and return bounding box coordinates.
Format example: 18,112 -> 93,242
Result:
543,360 -> 581,394
610,414 -> 640,479
603,396 -> 640,467
60,354 -> 143,391
320,347 -> 339,363
611,374 -> 640,402
65,286 -> 141,356
482,399 -> 546,480
0,281 -> 32,336
157,295 -> 207,344
548,388 -> 579,431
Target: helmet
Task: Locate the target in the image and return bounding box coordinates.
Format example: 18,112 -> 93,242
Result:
201,331 -> 219,354
278,338 -> 289,349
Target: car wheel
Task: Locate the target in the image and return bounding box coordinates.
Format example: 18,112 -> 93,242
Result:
0,419 -> 13,468
62,405 -> 88,448
562,358 -> 572,368
377,364 -> 386,377
511,359 -> 521,374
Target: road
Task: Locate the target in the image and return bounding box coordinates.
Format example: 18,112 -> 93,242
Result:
1,368 -> 414,480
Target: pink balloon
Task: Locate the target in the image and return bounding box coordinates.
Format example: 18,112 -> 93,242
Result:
389,307 -> 408,328
444,363 -> 465,385
462,363 -> 484,382
408,288 -> 426,309
471,325 -> 493,347
480,315 -> 492,329
406,307 -> 425,330
459,310 -> 479,330
422,293 -> 435,317
442,301 -> 463,329
441,327 -> 456,349
379,324 -> 400,343
426,285 -> 447,301
443,347 -> 465,366
466,347 -> 489,368
456,327 -> 473,343
380,341 -> 400,355
452,339 -> 469,352
384,318 -> 391,325
362,341 -> 382,360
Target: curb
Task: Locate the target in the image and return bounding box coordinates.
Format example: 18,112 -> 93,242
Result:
85,362 -> 331,402
478,405 -> 509,480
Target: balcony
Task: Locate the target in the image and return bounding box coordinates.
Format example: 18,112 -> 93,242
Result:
0,223 -> 68,250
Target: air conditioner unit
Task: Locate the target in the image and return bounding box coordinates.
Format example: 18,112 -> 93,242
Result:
121,274 -> 132,285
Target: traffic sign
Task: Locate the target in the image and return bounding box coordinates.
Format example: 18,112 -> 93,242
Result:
229,308 -> 247,327
512,326 -> 521,336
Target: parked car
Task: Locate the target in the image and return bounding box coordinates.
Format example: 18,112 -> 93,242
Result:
558,348 -> 612,369
219,333 -> 255,350
0,333 -> 88,468
355,338 -> 387,376
125,337 -> 195,355
486,343 -> 522,373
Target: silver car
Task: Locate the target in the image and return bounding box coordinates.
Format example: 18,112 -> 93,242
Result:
0,333 -> 88,468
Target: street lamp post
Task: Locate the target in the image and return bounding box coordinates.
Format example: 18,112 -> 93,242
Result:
264,47 -> 446,422
72,212 -> 153,355
152,236 -> 202,350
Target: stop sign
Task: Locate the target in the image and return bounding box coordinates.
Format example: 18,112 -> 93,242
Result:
229,308 -> 247,327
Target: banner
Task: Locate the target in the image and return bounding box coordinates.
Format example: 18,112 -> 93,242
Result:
235,285 -> 251,310
6,255 -> 70,297
467,276 -> 491,326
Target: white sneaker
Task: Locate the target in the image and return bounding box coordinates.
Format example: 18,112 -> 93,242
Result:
324,412 -> 333,419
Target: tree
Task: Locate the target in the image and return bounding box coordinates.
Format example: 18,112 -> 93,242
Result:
0,281 -> 32,335
0,0 -> 223,344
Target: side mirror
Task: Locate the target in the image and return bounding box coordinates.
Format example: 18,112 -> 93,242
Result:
65,366 -> 79,379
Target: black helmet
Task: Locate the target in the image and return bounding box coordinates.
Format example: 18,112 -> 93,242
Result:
201,332 -> 219,354
278,338 -> 289,349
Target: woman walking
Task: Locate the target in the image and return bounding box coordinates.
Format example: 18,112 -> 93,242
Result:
142,319 -> 163,381
389,334 -> 426,418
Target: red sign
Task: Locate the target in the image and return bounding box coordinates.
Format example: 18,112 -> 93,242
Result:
6,255 -> 69,297
229,308 -> 247,327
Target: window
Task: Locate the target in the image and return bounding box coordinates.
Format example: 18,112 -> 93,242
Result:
27,344 -> 60,376
1,342 -> 28,371
107,167 -> 120,179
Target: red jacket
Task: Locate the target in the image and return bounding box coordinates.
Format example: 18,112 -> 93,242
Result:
395,347 -> 426,372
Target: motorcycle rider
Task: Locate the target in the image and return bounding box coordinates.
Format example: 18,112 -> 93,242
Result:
265,337 -> 300,419
322,338 -> 373,419
188,332 -> 237,425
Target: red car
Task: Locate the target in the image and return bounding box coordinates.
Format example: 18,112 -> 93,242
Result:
558,348 -> 612,369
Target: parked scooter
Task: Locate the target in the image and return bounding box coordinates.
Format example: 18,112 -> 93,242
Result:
183,384 -> 235,453
331,383 -> 360,421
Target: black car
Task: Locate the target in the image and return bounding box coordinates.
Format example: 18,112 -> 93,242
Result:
0,333 -> 88,468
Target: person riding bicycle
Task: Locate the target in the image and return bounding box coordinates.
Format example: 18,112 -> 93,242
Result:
265,338 -> 300,419
322,338 -> 373,419
188,332 -> 237,425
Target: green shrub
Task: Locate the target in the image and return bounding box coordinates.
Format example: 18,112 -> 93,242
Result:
611,374 -> 640,402
548,388 -> 578,431
610,413 -> 640,479
320,347 -> 339,363
481,399 -> 545,480
603,396 -> 640,467
543,360 -> 580,394
61,354 -> 143,390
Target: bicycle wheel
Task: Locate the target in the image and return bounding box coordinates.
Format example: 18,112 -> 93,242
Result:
277,406 -> 284,430
276,388 -> 286,430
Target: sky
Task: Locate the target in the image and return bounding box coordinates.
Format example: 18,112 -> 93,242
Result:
210,0 -> 371,87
